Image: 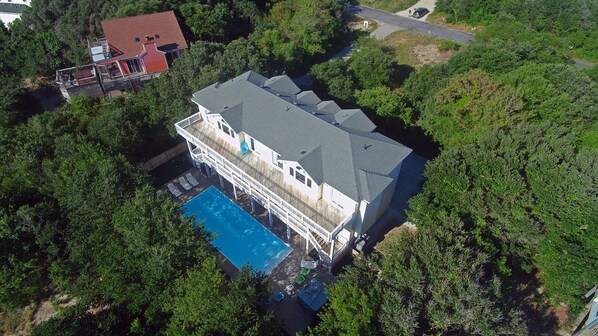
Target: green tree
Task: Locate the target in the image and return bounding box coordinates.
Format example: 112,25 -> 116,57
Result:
417,69 -> 524,147
252,0 -> 347,64
97,186 -> 212,326
348,41 -> 395,89
165,258 -> 276,336
408,123 -> 597,316
377,224 -> 526,335
180,2 -> 234,42
355,86 -> 412,122
309,260 -> 381,336
310,59 -> 357,101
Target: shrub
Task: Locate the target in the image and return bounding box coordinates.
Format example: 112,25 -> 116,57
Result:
438,40 -> 460,51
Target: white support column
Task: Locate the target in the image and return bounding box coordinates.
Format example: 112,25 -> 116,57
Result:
249,192 -> 255,213
329,236 -> 336,271
233,184 -> 238,200
218,174 -> 224,188
286,225 -> 291,240
267,199 -> 273,226
306,229 -> 310,253
115,61 -> 124,77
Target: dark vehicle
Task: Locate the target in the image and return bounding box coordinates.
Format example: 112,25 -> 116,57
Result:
412,7 -> 430,19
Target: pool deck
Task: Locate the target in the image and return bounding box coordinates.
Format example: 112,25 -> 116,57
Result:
158,166 -> 337,335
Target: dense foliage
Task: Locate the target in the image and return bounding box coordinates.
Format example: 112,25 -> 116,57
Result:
1,0 -> 596,334
311,225 -> 527,335
0,0 -> 354,334
310,39 -> 411,121
309,6 -> 597,332
435,0 -> 598,61
165,259 -> 276,335
252,0 -> 349,66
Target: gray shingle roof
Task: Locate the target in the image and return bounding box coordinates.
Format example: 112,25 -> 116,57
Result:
191,71 -> 412,202
334,109 -> 376,132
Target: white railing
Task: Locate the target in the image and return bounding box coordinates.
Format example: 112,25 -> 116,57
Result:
307,230 -> 331,266
331,212 -> 354,241
175,114 -> 350,244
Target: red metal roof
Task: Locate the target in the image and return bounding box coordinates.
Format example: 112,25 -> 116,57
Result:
100,11 -> 187,60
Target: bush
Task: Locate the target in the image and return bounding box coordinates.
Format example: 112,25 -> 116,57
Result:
438,40 -> 460,51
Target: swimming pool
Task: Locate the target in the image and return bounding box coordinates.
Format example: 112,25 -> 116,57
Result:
183,186 -> 292,274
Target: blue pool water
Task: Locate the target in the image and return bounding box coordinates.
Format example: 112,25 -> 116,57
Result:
183,186 -> 292,274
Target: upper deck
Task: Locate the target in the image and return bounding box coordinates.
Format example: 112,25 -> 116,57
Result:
176,113 -> 354,244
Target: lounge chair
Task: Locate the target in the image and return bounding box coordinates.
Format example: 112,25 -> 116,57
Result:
179,176 -> 192,190
167,183 -> 182,197
185,172 -> 199,187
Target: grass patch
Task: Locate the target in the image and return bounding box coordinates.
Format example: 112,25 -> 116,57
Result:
357,0 -> 418,13
382,30 -> 458,67
0,305 -> 34,335
426,12 -> 481,33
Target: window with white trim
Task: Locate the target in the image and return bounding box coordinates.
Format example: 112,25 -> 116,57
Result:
221,123 -> 234,138
290,166 -> 312,188
273,154 -> 283,169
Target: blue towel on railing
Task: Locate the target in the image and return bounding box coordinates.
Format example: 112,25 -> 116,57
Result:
240,141 -> 250,155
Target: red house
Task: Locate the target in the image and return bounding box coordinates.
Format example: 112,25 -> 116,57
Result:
89,11 -> 188,79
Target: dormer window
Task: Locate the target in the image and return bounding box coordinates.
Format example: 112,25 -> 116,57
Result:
296,171 -> 306,184
289,166 -> 312,187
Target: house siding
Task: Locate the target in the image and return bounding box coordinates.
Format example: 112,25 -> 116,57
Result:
354,161 -> 403,236
206,114 -> 238,147
281,161 -> 320,199
322,184 -> 357,214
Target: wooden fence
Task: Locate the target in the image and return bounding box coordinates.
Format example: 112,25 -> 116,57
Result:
141,142 -> 188,171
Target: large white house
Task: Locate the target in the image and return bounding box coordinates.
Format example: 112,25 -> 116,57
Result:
175,71 -> 412,269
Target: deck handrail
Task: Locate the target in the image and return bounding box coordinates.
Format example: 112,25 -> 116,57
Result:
175,115 -> 343,243
307,230 -> 331,265
331,211 -> 355,240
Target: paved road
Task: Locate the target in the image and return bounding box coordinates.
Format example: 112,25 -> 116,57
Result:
354,5 -> 597,70
351,5 -> 475,44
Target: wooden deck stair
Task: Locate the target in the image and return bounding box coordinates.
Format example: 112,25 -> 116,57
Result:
315,235 -> 329,252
